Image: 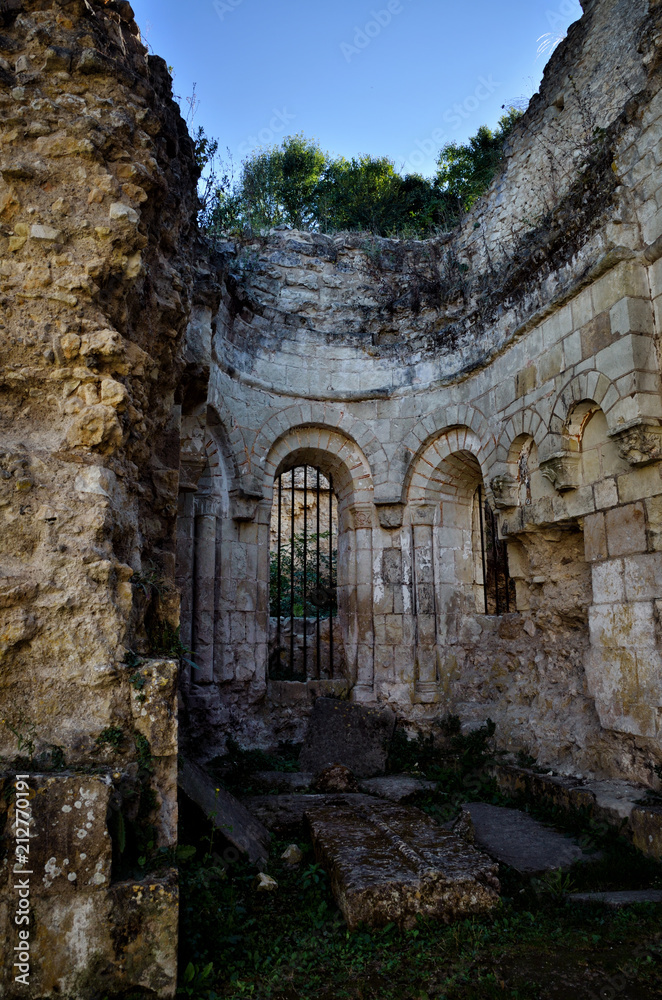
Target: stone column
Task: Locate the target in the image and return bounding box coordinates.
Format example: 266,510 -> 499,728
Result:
412,504 -> 440,703
192,497 -> 218,686
175,491 -> 196,660
348,504 -> 375,700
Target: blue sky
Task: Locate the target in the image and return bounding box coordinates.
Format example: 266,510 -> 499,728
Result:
130,0 -> 583,177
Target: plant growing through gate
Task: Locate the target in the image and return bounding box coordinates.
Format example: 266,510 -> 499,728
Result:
269,530 -> 337,619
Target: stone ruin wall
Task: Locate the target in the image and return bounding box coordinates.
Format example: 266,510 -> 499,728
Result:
0,0 -> 201,995
0,0 -> 662,995
181,0 -> 662,788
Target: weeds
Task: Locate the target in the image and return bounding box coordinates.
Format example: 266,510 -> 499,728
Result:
177,831 -> 662,999
2,712 -> 37,762
95,727 -> 125,752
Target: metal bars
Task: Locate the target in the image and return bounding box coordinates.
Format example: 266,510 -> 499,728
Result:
477,487 -> 513,616
272,466 -> 335,680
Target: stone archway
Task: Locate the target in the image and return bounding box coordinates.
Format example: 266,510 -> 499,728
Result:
263,426 -> 377,700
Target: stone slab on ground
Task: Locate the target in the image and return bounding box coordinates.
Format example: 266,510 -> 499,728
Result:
307,799 -> 500,930
567,890 -> 662,908
243,793 -> 374,831
299,698 -> 396,778
462,802 -> 591,874
359,774 -> 437,802
251,771 -> 314,793
179,757 -> 270,864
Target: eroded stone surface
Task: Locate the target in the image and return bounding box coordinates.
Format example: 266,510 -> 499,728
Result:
462,803 -> 591,874
1,773 -> 112,894
300,699 -> 396,778
251,771 -> 314,793
314,763 -> 360,793
243,793 -> 372,832
130,659 -> 178,756
307,800 -> 499,929
0,870 -> 178,1000
492,765 -> 662,860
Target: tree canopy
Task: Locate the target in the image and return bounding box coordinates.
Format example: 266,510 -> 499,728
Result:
198,111 -> 522,239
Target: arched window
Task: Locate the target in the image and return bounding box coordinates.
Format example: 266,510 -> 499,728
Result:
269,466 -> 338,680
473,484 -> 514,615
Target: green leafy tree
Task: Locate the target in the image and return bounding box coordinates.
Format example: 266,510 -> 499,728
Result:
436,107 -> 523,212
278,133 -> 328,229
202,112 -> 523,238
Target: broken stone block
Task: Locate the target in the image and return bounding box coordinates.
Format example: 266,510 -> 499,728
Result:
359,774 -> 437,803
1,871 -> 178,999
307,800 -> 499,930
243,793 -> 372,831
178,757 -> 270,864
629,801 -> 662,859
299,698 -> 396,778
1,773 -> 112,895
462,802 -> 591,874
129,658 -> 178,756
314,763 -> 360,792
251,771 -> 313,793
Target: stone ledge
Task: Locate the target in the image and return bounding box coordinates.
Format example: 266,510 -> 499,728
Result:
491,763 -> 662,859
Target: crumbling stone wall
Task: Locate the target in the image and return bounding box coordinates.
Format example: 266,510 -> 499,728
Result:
3,0 -> 662,994
181,0 -> 662,791
0,0 -> 201,995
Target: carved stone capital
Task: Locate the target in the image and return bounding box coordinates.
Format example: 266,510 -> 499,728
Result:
351,506 -> 374,529
611,423 -> 662,466
230,493 -> 260,522
195,495 -> 223,518
178,454 -> 207,493
411,504 -> 437,526
375,502 -> 404,530
540,453 -> 581,493
490,474 -> 519,509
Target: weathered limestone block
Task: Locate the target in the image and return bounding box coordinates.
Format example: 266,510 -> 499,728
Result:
299,698 -> 396,778
244,793 -> 372,831
1,774 -> 112,895
129,659 -> 178,756
629,803 -> 662,859
307,800 -> 500,930
461,802 -> 591,874
359,775 -> 438,802
0,871 -> 178,1000
150,755 -> 178,849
